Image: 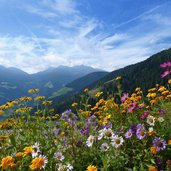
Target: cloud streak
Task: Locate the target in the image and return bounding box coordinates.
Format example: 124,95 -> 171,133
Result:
0,0 -> 171,73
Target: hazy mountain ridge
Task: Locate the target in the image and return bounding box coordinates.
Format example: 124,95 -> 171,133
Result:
0,65 -> 104,104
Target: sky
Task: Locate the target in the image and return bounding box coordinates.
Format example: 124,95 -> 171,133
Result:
0,0 -> 171,74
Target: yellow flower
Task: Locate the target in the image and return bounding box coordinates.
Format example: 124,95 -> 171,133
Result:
168,79 -> 171,84
0,156 -> 15,169
15,152 -> 24,158
20,96 -> 32,102
0,110 -> 4,116
95,92 -> 103,98
86,165 -> 98,171
148,166 -> 158,171
23,146 -> 33,155
34,96 -> 45,101
71,102 -> 78,107
29,155 -> 47,170
28,88 -> 40,93
148,88 -> 156,92
158,86 -> 166,92
42,100 -> 52,106
115,76 -> 121,80
84,88 -> 89,93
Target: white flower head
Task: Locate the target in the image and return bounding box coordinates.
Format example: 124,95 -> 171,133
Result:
54,152 -> 65,161
158,117 -> 164,122
111,135 -> 124,148
98,128 -> 114,140
31,142 -> 40,158
148,127 -> 154,132
66,163 -> 73,171
100,142 -> 109,151
147,115 -> 155,126
86,135 -> 95,147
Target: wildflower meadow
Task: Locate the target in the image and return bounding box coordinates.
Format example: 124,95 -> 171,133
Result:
0,62 -> 171,171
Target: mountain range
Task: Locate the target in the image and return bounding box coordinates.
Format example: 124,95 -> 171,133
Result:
0,65 -> 106,104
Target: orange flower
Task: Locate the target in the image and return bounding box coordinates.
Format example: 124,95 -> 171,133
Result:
150,146 -> 158,154
16,152 -> 24,158
23,146 -> 33,155
86,165 -> 98,171
168,140 -> 171,145
0,156 -> 15,169
148,166 -> 158,171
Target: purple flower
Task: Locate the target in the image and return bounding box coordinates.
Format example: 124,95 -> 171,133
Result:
121,93 -> 128,103
140,111 -> 149,120
80,127 -> 89,136
125,129 -> 132,139
130,125 -> 137,134
136,124 -> 146,140
102,122 -> 112,129
159,109 -> 166,116
155,156 -> 162,165
153,137 -> 166,151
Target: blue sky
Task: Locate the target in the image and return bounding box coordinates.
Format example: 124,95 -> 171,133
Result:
0,0 -> 171,73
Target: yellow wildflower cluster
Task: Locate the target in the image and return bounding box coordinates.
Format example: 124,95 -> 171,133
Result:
28,88 -> 40,93
15,107 -> 32,113
19,96 -> 32,102
147,84 -> 171,105
34,96 -> 45,101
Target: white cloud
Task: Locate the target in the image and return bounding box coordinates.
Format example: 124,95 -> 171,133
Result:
0,1 -> 171,74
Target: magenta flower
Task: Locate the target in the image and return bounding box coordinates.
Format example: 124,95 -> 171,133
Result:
160,61 -> 171,68
127,102 -> 137,113
121,93 -> 128,103
140,111 -> 149,120
161,70 -> 171,78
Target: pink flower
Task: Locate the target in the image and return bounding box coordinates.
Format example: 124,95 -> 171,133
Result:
160,61 -> 171,68
127,102 -> 137,113
121,93 -> 128,103
161,70 -> 171,78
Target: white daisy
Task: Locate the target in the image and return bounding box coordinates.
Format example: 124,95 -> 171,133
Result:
86,135 -> 94,147
31,142 -> 40,158
98,128 -> 114,140
111,135 -> 124,148
158,117 -> 164,122
147,115 -> 155,126
100,142 -> 109,151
